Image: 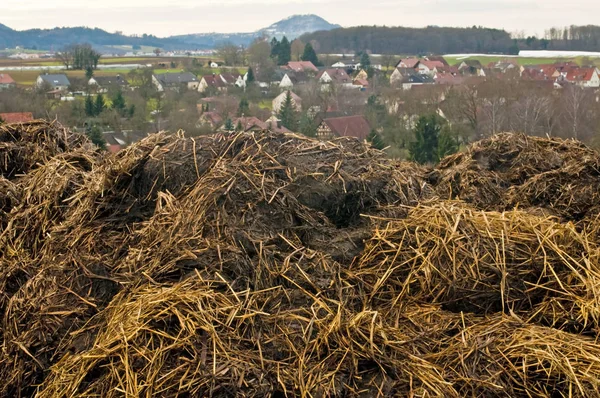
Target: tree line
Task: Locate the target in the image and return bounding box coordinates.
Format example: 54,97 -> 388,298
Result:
300,24 -> 600,55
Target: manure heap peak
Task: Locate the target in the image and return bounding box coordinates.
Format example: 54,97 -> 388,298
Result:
1,121 -> 600,397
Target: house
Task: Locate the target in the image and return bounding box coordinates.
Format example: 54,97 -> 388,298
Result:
355,69 -> 368,80
88,75 -> 129,92
197,112 -> 224,129
284,61 -> 318,73
563,67 -> 600,88
264,116 -> 292,133
395,58 -> 420,69
317,69 -> 352,88
198,75 -> 227,93
222,116 -> 268,132
353,78 -> 369,90
0,74 -> 16,91
434,74 -> 465,86
219,73 -> 245,88
0,112 -> 34,124
390,68 -> 418,86
317,115 -> 371,140
272,91 -> 302,113
279,73 -> 295,89
36,74 -> 71,91
401,74 -> 435,90
457,60 -> 486,77
102,130 -> 148,153
210,61 -> 219,68
423,56 -> 449,66
153,72 -> 199,91
417,60 -> 446,75
332,62 -> 346,68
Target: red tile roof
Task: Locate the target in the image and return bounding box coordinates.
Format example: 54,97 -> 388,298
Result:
0,112 -> 34,123
286,61 -> 318,73
353,78 -> 369,87
0,74 -> 15,85
565,67 -> 597,82
397,58 -> 420,68
202,75 -> 226,87
420,60 -> 445,70
231,116 -> 267,132
323,115 -> 371,140
317,69 -> 351,84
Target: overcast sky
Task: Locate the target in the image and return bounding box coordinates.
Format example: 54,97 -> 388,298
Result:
3,0 -> 598,37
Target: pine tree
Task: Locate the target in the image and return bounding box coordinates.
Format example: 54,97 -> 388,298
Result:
246,67 -> 255,83
278,91 -> 298,131
95,94 -> 106,116
224,118 -> 234,132
85,66 -> 94,80
85,95 -> 95,117
360,52 -> 371,70
277,36 -> 292,66
236,120 -> 244,132
112,91 -> 127,116
367,130 -> 386,150
237,98 -> 250,117
408,114 -> 457,164
301,43 -> 321,66
0,115 -> 4,125
270,38 -> 280,60
299,113 -> 317,137
85,124 -> 106,150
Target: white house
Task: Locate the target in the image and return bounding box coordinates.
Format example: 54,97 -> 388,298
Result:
332,62 -> 346,68
36,74 -> 71,91
279,74 -> 295,89
210,62 -> 219,68
272,91 -> 302,113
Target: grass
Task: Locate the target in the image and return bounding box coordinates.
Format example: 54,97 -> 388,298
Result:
444,55 -> 600,67
258,100 -> 272,110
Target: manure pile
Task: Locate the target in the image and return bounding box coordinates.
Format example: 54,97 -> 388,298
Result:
2,121 -> 600,397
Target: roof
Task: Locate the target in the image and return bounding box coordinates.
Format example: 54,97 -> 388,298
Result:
220,73 -> 242,84
353,78 -> 369,87
155,72 -> 198,86
90,75 -> 128,87
420,60 -> 445,70
396,58 -> 420,68
274,90 -> 302,103
230,117 -> 268,132
0,112 -> 34,123
435,66 -> 460,75
565,67 -> 597,82
424,56 -> 449,66
459,60 -> 483,68
434,74 -> 465,85
39,74 -> 71,87
317,69 -> 351,84
322,115 -> 371,140
285,61 -> 318,73
201,75 -> 226,88
0,74 -> 15,85
199,112 -> 223,126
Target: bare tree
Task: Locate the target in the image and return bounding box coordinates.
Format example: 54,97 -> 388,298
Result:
561,85 -> 592,140
56,45 -> 74,70
291,39 -> 305,62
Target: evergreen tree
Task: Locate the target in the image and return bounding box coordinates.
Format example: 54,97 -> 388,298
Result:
436,127 -> 459,161
277,36 -> 292,66
301,43 -> 321,66
0,115 -> 4,125
85,124 -> 106,150
236,120 -> 244,132
112,90 -> 127,116
85,95 -> 95,117
298,113 -> 317,137
237,98 -> 250,117
367,130 -> 386,150
270,38 -> 280,60
360,52 -> 372,69
409,114 -> 458,164
85,66 -> 94,80
278,91 -> 298,131
224,118 -> 234,132
246,67 -> 255,83
95,94 -> 106,116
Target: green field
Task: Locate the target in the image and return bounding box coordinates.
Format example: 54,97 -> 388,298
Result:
444,55 -> 600,67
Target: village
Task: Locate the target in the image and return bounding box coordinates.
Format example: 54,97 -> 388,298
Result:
1,38 -> 600,156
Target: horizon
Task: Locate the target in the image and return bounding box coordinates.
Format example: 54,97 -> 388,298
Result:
3,1 -> 599,38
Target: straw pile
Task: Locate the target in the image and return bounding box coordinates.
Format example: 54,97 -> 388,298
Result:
2,121 -> 600,397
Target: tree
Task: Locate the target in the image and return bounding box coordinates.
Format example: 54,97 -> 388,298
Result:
436,127 -> 459,160
236,120 -> 244,132
237,98 -> 250,117
85,66 -> 94,80
270,38 -> 280,60
0,115 -> 4,125
360,52 -> 371,69
95,94 -> 106,116
216,42 -> 244,66
85,95 -> 95,117
409,114 -> 457,164
291,39 -> 305,61
85,124 -> 106,150
224,118 -> 234,132
154,48 -> 162,57
56,45 -> 74,70
278,90 -> 298,131
301,43 -> 321,66
246,67 -> 255,83
112,90 -> 127,116
298,113 -> 317,137
277,36 -> 292,66
367,130 -> 386,150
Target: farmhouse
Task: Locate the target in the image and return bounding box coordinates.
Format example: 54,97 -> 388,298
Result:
198,75 -> 227,93
88,75 -> 129,92
317,115 -> 371,140
36,74 -> 71,91
0,74 -> 16,91
153,72 -> 199,91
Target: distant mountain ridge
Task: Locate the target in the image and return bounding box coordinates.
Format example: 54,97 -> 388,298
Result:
172,14 -> 340,48
0,15 -> 340,52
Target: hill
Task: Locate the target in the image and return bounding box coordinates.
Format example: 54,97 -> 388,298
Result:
172,14 -> 340,48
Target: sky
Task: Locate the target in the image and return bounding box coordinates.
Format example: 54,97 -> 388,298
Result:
2,0 -> 598,37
